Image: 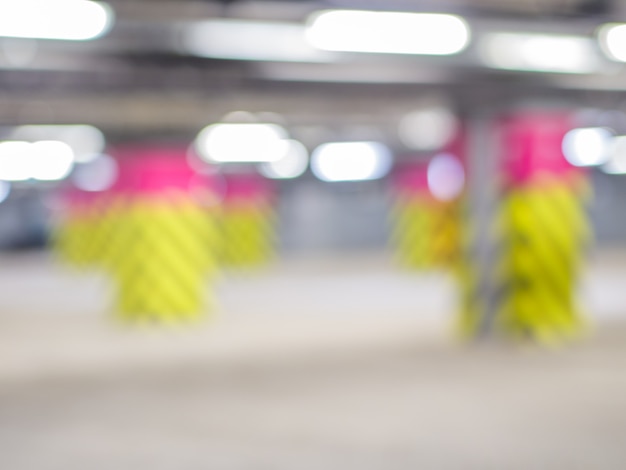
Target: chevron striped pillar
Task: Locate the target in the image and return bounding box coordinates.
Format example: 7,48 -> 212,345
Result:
501,112 -> 590,343
391,129 -> 466,270
460,111 -> 590,343
52,186 -> 115,268
218,171 -> 276,268
106,146 -> 219,324
390,161 -> 462,270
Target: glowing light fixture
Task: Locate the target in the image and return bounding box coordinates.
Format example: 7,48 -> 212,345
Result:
399,106 -> 457,151
72,153 -> 117,191
30,140 -> 74,180
562,127 -> 613,167
311,141 -> 392,182
13,124 -> 106,162
603,158 -> 626,174
0,141 -> 33,180
0,0 -> 113,41
480,33 -> 599,73
601,136 -> 626,174
427,153 -> 465,201
0,140 -> 74,181
183,19 -> 335,62
598,23 -> 626,62
306,10 -> 470,55
259,139 -> 309,179
195,123 -> 289,163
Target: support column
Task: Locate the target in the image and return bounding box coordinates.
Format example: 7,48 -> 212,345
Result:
106,145 -> 219,324
391,130 -> 466,271
218,171 -> 276,268
53,188 -> 107,268
391,160 -> 461,270
457,116 -> 503,338
460,110 -> 590,343
501,111 -> 590,342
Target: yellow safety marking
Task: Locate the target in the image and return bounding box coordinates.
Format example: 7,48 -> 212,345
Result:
103,191 -> 218,323
457,173 -> 589,343
391,196 -> 461,270
218,202 -> 275,267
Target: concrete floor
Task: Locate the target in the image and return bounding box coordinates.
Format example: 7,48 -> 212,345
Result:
1,251 -> 626,469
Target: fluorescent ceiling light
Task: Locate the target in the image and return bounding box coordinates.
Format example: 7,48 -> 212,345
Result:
562,127 -> 613,167
0,141 -> 32,180
306,10 -> 470,55
0,140 -> 74,181
427,153 -> 465,201
480,32 -> 599,74
601,136 -> 626,174
311,141 -> 392,182
603,158 -> 626,174
598,23 -> 626,62
0,0 -> 113,41
183,19 -> 336,62
29,141 -> 75,180
259,139 -> 309,179
195,123 -> 290,163
12,125 -> 106,162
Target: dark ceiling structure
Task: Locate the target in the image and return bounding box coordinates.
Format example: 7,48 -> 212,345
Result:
0,0 -> 624,143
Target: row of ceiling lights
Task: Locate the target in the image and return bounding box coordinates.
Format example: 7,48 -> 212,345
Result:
0,108 -> 457,195
1,1 -> 626,75
0,115 -> 625,208
181,16 -> 626,75
191,107 -> 460,181
0,105 -> 459,204
0,112 -> 623,182
193,120 -> 626,180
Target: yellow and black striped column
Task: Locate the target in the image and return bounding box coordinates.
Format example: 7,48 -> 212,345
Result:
217,171 -> 276,268
503,168 -> 590,343
105,146 -> 219,324
52,188 -> 111,268
390,156 -> 464,270
459,112 -> 590,343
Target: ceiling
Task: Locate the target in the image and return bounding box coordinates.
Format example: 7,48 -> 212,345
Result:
0,0 -> 624,144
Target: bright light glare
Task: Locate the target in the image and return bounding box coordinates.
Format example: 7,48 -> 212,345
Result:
598,23 -> 626,62
259,139 -> 309,179
0,141 -> 33,180
562,127 -> 613,167
311,141 -> 392,182
427,153 -> 465,201
183,19 -> 335,62
13,125 -> 106,162
0,180 -> 9,203
480,33 -> 599,73
30,141 -> 74,180
399,107 -> 457,151
0,140 -> 74,181
195,123 -> 289,163
0,0 -> 113,41
602,136 -> 626,174
306,10 -> 470,55
72,153 -> 117,191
